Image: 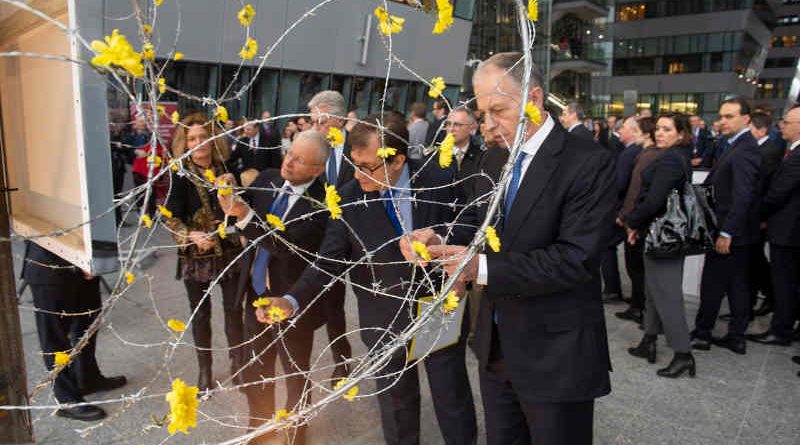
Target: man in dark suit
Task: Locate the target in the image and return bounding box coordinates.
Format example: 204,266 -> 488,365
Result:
21,242 -> 126,421
264,112 -> 477,445
308,90 -> 354,379
747,105 -> 800,347
415,52 -> 614,445
444,107 -> 484,206
425,97 -> 450,147
690,114 -> 713,159
227,121 -> 283,178
260,110 -> 281,149
692,97 -> 764,355
221,130 -> 331,445
559,101 -> 593,142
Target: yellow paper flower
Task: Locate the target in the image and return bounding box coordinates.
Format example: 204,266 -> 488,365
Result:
174,52 -> 184,61
412,241 -> 431,261
325,184 -> 343,220
141,214 -> 153,228
90,29 -> 144,77
374,6 -> 404,36
142,24 -> 152,35
157,105 -> 166,117
203,169 -> 217,183
527,0 -> 539,21
54,351 -> 71,367
158,205 -> 173,219
525,102 -> 542,125
148,154 -> 162,167
326,127 -> 344,146
428,76 -> 445,98
167,319 -> 186,332
238,4 -> 256,26
142,42 -> 154,61
432,0 -> 454,34
334,378 -> 359,401
170,161 -> 180,172
171,110 -> 180,124
443,290 -> 460,313
377,147 -> 397,159
158,77 -> 166,94
165,378 -> 198,435
217,222 -> 227,239
267,306 -> 286,322
485,226 -> 501,253
214,105 -> 228,124
274,409 -> 293,422
239,37 -> 258,60
438,133 -> 455,168
155,0 -> 164,6
125,271 -> 135,284
252,297 -> 271,308
266,213 -> 286,232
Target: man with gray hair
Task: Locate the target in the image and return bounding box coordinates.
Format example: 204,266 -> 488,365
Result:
407,102 -> 429,159
559,102 -> 593,141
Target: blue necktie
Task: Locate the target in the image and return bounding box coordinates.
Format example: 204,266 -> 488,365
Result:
503,152 -> 528,227
251,188 -> 290,295
327,151 -> 338,185
383,190 -> 404,236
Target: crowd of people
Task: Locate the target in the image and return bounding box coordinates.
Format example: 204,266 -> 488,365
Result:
25,51 -> 800,445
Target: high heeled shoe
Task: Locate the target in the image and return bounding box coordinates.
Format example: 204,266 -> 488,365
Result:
657,352 -> 696,378
628,334 -> 656,364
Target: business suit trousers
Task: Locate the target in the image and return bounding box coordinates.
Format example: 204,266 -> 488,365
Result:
600,245 -> 622,296
324,281 -> 352,366
695,246 -> 752,340
31,277 -> 103,403
749,236 -> 774,308
183,277 -> 243,365
643,255 -> 691,353
242,290 -> 312,443
480,356 -> 594,445
624,241 -> 646,311
768,244 -> 800,339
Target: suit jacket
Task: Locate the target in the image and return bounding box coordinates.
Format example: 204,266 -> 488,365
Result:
236,169 -> 329,331
704,132 -> 763,246
425,116 -> 447,147
569,123 -> 594,142
289,159 -> 455,348
763,148 -> 800,247
694,128 -> 713,158
227,129 -> 283,174
453,124 -> 614,403
760,137 -> 785,188
448,137 -> 484,206
331,140 -> 356,189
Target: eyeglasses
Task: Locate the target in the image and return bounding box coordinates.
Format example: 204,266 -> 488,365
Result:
355,161 -> 386,174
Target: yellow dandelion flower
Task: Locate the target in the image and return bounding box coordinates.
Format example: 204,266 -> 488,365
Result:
443,290 -> 460,313
239,37 -> 258,60
90,29 -> 144,77
428,76 -> 445,98
171,110 -> 180,124
374,6 -> 404,36
274,409 -> 292,422
432,0 -> 454,34
326,127 -> 344,146
267,305 -> 286,322
142,42 -> 154,61
142,24 -> 152,35
155,0 -> 164,6
438,133 -> 455,168
266,213 -> 286,232
325,184 -> 343,220
203,169 -> 217,183
170,161 -> 180,172
485,226 -> 501,252
412,241 -> 431,261
167,319 -> 186,332
54,351 -> 71,367
125,271 -> 135,284
173,51 -> 184,61
214,105 -> 228,124
158,205 -> 173,219
141,214 -> 153,228
165,378 -> 199,435
157,105 -> 166,117
158,77 -> 166,94
377,147 -> 397,159
525,102 -> 542,125
238,4 -> 256,26
527,0 -> 539,21
217,222 -> 227,239
252,297 -> 271,308
333,378 -> 359,401
148,153 -> 162,167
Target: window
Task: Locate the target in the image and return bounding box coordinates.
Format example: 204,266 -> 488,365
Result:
771,36 -> 800,48
617,3 -> 648,21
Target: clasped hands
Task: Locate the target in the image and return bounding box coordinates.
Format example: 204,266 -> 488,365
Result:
398,228 -> 478,283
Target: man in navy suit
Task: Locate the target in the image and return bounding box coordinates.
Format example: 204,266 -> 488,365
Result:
263,112 -> 477,445
691,98 -> 764,354
409,52 -> 614,445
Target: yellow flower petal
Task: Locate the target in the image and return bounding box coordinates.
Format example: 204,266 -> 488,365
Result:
443,290 -> 460,313
157,105 -> 166,117
412,241 -> 431,261
165,378 -> 198,435
173,51 -> 184,61
266,213 -> 286,231
142,24 -> 152,35
142,42 -> 154,61
325,184 -> 343,220
54,351 -> 71,367
158,77 -> 166,94
141,214 -> 153,228
326,127 -> 344,146
237,4 -> 256,26
333,378 -> 358,401
485,226 -> 501,253
525,102 -> 542,125
171,110 -> 180,124
239,37 -> 258,60
527,0 -> 539,21
374,7 -> 404,36
267,306 -> 286,322
432,0 -> 454,34
428,76 -> 445,98
155,0 -> 164,6
89,29 -> 144,77
214,105 -> 228,124
274,409 -> 292,422
217,222 -> 227,239
252,297 -> 271,308
158,205 -> 173,219
170,161 -> 180,172
438,133 -> 455,168
203,169 -> 217,183
167,319 -> 186,332
377,147 -> 397,159
125,271 -> 135,284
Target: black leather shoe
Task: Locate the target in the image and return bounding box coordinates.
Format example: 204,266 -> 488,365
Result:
712,335 -> 747,354
56,404 -> 107,421
746,331 -> 791,346
628,335 -> 656,363
691,338 -> 711,350
752,303 -> 774,317
792,356 -> 800,365
80,375 -> 127,396
615,307 -> 643,324
657,353 -> 696,378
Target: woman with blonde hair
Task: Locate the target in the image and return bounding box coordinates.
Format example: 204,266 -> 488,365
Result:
164,112 -> 243,390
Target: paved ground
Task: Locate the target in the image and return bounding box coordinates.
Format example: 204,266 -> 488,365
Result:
12,225 -> 800,445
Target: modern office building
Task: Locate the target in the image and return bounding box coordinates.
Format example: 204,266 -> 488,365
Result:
102,0 -> 475,123
754,0 -> 800,117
